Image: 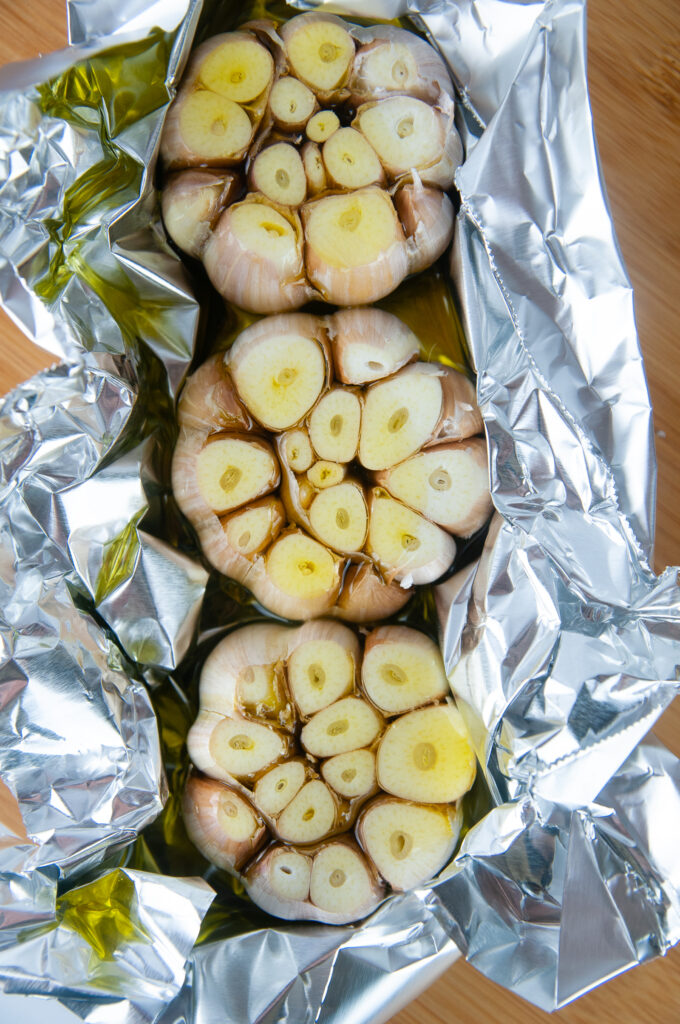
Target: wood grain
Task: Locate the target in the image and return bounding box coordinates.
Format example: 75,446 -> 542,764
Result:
0,2 -> 677,1022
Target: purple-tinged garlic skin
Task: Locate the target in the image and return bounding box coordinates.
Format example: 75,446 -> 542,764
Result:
162,170 -> 239,259
396,182 -> 455,277
204,198 -> 314,314
183,774 -> 268,873
328,307 -> 420,385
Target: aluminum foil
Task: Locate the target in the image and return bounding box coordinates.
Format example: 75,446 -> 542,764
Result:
0,0 -> 678,1022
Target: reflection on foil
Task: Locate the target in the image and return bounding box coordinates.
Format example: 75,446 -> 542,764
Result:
0,0 -> 677,1022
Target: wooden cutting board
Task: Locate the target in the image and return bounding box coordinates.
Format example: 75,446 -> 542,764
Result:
0,2 -> 677,1021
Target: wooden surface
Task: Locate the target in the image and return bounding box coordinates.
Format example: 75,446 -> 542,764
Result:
0,1 -> 678,1021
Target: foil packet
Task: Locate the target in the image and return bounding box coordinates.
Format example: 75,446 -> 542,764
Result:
0,1 -> 678,1022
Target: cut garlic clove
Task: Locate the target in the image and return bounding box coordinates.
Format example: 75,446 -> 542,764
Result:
309,839 -> 383,922
367,489 -> 456,585
183,775 -> 268,873
281,14 -> 355,99
162,170 -> 237,258
280,428 -> 315,473
194,434 -> 279,514
245,844 -> 314,915
321,748 -> 377,800
396,182 -> 455,276
222,495 -> 286,560
375,438 -> 491,536
322,127 -> 385,190
176,354 -> 252,435
262,530 -> 344,620
250,142 -> 307,207
203,198 -> 313,313
301,697 -> 383,759
308,387 -> 361,463
308,481 -> 368,555
358,364 -> 444,471
253,759 -> 308,818
302,187 -> 409,306
286,619 -> 358,718
354,97 -> 444,181
161,88 -> 254,169
358,797 -> 461,890
188,710 -> 292,785
227,314 -> 329,430
376,704 -> 476,804
331,562 -> 412,623
198,622 -> 289,717
306,461 -> 346,490
306,109 -> 341,144
301,141 -> 327,195
269,75 -> 317,131
276,779 -> 338,844
349,25 -> 455,106
191,32 -> 275,105
328,307 -> 420,385
361,626 -> 449,715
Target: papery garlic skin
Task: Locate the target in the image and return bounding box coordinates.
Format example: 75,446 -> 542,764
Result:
162,170 -> 238,258
160,15 -> 464,313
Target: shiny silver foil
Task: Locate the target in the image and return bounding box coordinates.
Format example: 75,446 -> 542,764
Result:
0,0 -> 678,1022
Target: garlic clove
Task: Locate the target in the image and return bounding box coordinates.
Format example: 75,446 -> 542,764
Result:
367,488 -> 457,585
375,437 -> 491,536
280,428 -> 315,473
396,182 -> 455,276
268,75 -> 318,131
161,88 -> 254,170
306,109 -> 341,144
226,313 -> 329,431
260,529 -> 344,620
245,844 -> 314,916
193,434 -> 279,515
308,481 -> 368,555
176,354 -> 252,435
322,127 -> 385,191
330,562 -> 412,623
354,97 -> 449,184
321,748 -> 377,800
357,796 -> 462,890
328,307 -> 420,385
349,25 -> 455,107
280,14 -> 355,100
301,140 -> 327,195
302,186 -> 409,306
432,368 -> 484,442
376,704 -> 476,804
187,710 -> 292,786
253,759 -> 309,818
306,461 -> 346,490
308,387 -> 362,463
250,142 -> 307,207
222,495 -> 286,561
162,169 -> 238,258
183,774 -> 268,873
361,625 -> 449,715
203,197 -> 314,313
198,622 -> 290,718
286,619 -> 359,718
358,363 -> 444,471
276,779 -> 339,844
301,696 -> 383,759
308,839 -> 384,921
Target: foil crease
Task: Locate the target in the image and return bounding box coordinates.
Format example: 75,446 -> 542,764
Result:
0,0 -> 678,1022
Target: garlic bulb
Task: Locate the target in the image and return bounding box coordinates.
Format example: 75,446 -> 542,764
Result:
172,307 -> 489,621
160,14 -> 464,313
184,619 -> 476,923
